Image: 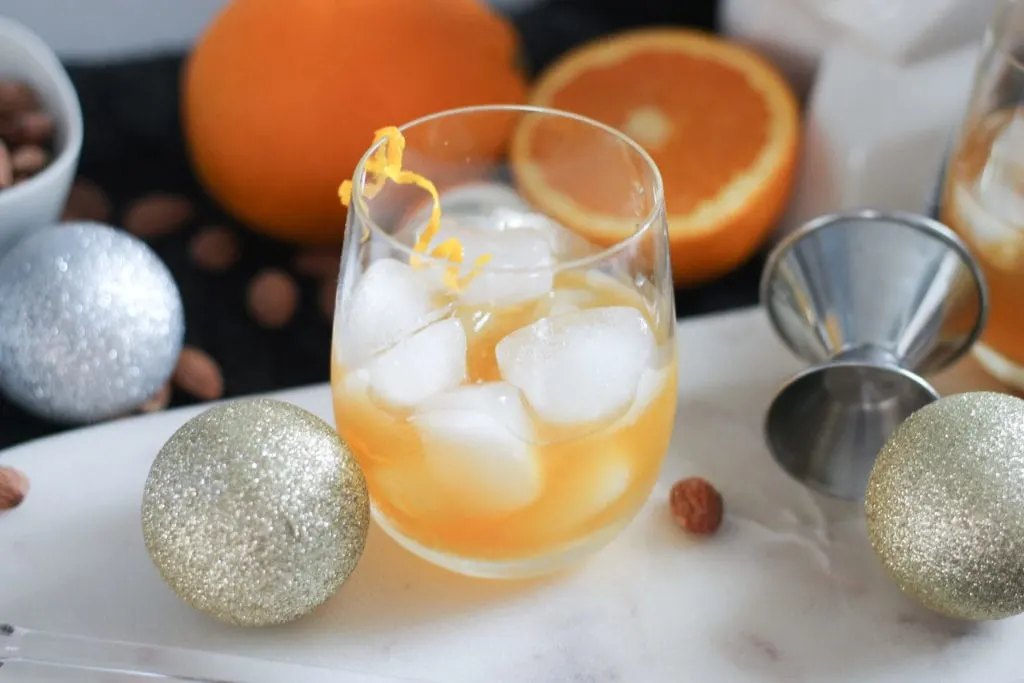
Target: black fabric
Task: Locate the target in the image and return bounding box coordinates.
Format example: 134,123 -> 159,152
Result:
0,0 -> 763,449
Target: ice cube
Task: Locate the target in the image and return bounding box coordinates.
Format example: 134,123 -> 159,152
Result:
952,184 -> 1024,271
490,208 -> 603,260
535,287 -> 598,318
399,182 -> 533,238
366,318 -> 467,410
451,226 -> 556,306
337,259 -> 447,367
567,457 -> 633,528
415,382 -> 540,514
496,306 -> 656,425
620,366 -> 672,427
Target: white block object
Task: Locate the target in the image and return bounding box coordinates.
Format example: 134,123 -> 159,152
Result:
722,0 -> 997,97
813,0 -> 999,65
720,0 -> 840,97
778,42 -> 981,238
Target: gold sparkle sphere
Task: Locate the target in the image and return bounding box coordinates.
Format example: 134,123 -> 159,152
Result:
866,391 -> 1024,621
142,398 -> 369,627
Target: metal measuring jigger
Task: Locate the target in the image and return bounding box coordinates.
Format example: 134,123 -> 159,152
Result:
760,210 -> 988,500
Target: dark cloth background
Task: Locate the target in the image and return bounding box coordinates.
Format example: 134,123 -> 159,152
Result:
0,0 -> 765,449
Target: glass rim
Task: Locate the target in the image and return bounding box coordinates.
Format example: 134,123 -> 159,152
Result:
349,104 -> 666,276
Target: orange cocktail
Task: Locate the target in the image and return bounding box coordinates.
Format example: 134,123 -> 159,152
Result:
940,0 -> 1024,388
332,106 -> 676,578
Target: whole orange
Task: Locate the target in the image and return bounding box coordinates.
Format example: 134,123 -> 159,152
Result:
182,0 -> 528,244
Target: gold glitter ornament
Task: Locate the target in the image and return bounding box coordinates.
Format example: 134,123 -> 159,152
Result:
142,398 -> 369,627
866,391 -> 1024,621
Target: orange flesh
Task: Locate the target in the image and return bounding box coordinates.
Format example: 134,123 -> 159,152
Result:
331,271 -> 677,561
544,51 -> 769,216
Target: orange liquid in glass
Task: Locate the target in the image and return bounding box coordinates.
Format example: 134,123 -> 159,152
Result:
331,271 -> 676,564
942,109 -> 1024,371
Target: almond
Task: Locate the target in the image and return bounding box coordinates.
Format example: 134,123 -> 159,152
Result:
0,82 -> 36,115
172,347 -> 224,401
247,269 -> 299,329
189,226 -> 240,272
0,140 -> 11,189
0,466 -> 29,511
14,110 -> 53,144
138,383 -> 173,413
292,247 -> 341,280
62,178 -> 112,223
669,477 -> 724,536
123,194 -> 195,239
11,144 -> 48,177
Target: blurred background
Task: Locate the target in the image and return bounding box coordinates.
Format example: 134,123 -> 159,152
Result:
0,0 -> 1003,446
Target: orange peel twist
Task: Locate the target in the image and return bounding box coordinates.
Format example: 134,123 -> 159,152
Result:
340,127 -> 491,291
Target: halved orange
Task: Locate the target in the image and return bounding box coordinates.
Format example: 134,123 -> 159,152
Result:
512,29 -> 800,286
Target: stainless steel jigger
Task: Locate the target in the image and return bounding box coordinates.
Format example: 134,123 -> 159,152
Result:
760,209 -> 988,500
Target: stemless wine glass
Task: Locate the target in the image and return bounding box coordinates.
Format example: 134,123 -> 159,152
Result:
941,0 -> 1024,388
330,105 -> 677,579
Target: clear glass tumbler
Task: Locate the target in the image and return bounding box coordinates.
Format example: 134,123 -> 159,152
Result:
331,105 -> 676,579
941,0 -> 1024,388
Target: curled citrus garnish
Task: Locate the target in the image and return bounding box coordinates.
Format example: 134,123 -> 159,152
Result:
340,127 -> 491,291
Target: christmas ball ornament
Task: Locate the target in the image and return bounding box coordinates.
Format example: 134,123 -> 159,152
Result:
142,398 -> 369,627
0,222 -> 184,423
866,391 -> 1024,621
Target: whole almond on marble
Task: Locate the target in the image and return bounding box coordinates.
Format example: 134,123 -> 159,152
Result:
0,466 -> 29,510
670,477 -> 724,536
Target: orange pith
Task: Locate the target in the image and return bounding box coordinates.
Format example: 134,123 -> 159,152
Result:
513,29 -> 800,285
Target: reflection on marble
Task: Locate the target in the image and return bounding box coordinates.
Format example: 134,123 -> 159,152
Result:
1,309 -> 1022,683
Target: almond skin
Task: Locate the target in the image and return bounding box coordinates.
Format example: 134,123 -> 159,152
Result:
247,269 -> 299,329
123,194 -> 195,239
0,140 -> 11,189
669,477 -> 724,536
172,347 -> 224,401
0,467 -> 29,511
189,226 -> 240,272
138,383 -> 173,413
62,178 -> 112,223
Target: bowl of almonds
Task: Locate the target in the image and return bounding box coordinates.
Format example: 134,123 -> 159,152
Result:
0,17 -> 83,254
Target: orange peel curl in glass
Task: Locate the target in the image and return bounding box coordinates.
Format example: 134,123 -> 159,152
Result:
340,127 -> 492,291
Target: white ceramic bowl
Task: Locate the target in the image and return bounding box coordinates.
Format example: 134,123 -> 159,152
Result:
0,16 -> 83,255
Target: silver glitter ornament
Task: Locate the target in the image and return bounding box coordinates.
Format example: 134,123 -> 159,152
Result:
142,398 -> 369,627
0,222 -> 184,423
866,391 -> 1024,621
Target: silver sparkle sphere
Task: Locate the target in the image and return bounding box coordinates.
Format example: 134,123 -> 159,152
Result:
142,398 -> 370,627
0,222 -> 184,423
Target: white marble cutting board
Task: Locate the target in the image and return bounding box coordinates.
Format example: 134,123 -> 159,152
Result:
1,307 -> 1021,683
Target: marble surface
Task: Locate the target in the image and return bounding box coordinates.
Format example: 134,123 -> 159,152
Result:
1,307 -> 1022,683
